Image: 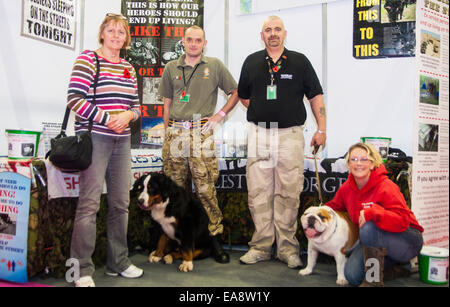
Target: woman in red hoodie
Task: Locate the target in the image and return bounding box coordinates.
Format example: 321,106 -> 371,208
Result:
326,143 -> 423,286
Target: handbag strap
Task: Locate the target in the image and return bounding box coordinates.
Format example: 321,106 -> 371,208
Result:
60,51 -> 101,135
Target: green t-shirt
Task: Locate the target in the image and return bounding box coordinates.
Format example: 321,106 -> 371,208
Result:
158,54 -> 237,121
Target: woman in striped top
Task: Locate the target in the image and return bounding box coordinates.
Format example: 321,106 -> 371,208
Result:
68,13 -> 143,287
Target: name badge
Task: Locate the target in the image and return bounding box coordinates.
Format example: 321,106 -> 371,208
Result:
180,94 -> 190,103
267,85 -> 277,100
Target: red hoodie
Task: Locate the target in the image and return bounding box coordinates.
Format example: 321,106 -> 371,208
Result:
325,164 -> 424,234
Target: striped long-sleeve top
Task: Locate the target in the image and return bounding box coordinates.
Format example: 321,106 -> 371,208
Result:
67,50 -> 140,136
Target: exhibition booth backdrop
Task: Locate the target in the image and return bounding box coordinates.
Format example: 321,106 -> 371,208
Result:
0,0 -> 448,282
24,155 -> 412,279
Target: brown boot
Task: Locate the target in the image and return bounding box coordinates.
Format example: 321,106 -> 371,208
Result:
360,246 -> 387,287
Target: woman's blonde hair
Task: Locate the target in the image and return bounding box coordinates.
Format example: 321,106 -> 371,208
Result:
98,14 -> 131,49
345,142 -> 384,168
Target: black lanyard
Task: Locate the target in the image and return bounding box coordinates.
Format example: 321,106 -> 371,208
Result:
181,64 -> 200,96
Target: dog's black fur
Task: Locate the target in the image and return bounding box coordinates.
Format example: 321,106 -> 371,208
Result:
133,172 -> 212,271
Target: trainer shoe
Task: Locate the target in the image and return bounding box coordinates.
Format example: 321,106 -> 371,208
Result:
106,264 -> 144,279
279,253 -> 303,269
74,276 -> 95,287
239,249 -> 271,264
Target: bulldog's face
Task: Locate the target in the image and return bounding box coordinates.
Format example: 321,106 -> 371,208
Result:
301,206 -> 336,241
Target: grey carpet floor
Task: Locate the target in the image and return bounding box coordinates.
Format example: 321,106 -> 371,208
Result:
30,249 -> 443,288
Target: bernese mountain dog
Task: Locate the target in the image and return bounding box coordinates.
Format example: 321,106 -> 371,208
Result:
134,172 -> 212,272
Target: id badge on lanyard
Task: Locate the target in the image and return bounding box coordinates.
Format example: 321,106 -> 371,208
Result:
180,65 -> 199,103
180,91 -> 190,103
266,56 -> 284,101
267,83 -> 277,100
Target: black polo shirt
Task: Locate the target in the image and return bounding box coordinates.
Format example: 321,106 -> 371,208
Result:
238,48 -> 323,128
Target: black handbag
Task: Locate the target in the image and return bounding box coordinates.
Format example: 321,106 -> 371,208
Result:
48,52 -> 100,172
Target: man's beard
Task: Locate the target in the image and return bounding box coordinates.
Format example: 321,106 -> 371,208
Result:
268,36 -> 282,47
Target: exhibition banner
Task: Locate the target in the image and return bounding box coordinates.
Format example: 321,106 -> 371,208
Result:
45,155 -> 350,195
120,0 -> 204,148
130,149 -> 164,182
412,0 -> 449,248
0,159 -> 32,283
353,0 -> 417,58
45,159 -> 80,199
216,157 -> 350,195
21,0 -> 77,50
45,149 -> 164,200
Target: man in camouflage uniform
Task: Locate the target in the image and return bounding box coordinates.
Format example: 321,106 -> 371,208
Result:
158,26 -> 239,263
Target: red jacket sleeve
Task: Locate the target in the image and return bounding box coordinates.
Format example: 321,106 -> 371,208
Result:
363,181 -> 411,233
325,188 -> 347,212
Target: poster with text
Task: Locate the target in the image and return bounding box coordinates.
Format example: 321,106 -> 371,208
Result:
412,0 -> 449,248
353,0 -> 417,59
121,0 -> 204,149
0,160 -> 32,283
21,0 -> 77,50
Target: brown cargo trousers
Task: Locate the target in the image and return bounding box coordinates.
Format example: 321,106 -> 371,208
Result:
162,126 -> 223,236
246,122 -> 305,260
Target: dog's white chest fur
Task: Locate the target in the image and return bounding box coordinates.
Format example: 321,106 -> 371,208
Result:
150,199 -> 180,244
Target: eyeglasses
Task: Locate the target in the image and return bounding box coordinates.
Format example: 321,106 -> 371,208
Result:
349,157 -> 371,164
106,13 -> 127,20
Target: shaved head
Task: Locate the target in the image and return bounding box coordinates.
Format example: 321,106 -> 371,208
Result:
184,25 -> 205,40
262,16 -> 285,32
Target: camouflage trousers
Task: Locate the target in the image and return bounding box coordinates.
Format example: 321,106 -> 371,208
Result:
246,123 -> 305,259
162,126 -> 223,236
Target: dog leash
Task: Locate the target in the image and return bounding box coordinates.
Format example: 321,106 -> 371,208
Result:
313,145 -> 323,206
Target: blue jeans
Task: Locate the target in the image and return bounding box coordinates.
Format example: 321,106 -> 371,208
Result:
345,221 -> 423,286
70,133 -> 132,277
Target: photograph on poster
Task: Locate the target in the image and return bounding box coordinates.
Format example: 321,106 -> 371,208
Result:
126,38 -> 160,66
420,30 -> 441,58
382,22 -> 416,56
418,123 -> 439,152
143,77 -> 164,104
141,117 -> 165,147
420,75 -> 440,106
381,0 -> 416,23
0,213 -> 17,236
240,0 -> 252,14
161,38 -> 184,65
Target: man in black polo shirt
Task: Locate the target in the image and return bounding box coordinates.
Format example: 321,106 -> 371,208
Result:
238,16 -> 327,269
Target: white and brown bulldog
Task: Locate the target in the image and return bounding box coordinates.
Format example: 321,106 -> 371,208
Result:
299,206 -> 358,285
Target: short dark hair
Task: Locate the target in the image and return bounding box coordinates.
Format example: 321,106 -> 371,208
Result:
184,25 -> 205,40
